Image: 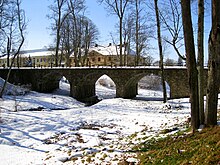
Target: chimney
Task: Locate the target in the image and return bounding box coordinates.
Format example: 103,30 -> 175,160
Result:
108,43 -> 112,47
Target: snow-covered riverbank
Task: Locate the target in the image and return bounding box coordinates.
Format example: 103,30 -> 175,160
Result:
0,77 -> 210,164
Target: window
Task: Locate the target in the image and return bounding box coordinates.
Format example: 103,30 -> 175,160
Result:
108,57 -> 111,61
98,57 -> 101,62
92,58 -> 95,62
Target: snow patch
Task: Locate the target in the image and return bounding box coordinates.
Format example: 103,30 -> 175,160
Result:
0,77 -> 29,96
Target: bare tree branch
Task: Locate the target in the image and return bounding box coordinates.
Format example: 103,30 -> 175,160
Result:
0,0 -> 26,97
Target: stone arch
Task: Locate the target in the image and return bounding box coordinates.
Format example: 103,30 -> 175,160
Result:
138,74 -> 171,99
38,71 -> 72,93
73,71 -> 119,101
67,72 -> 105,101
82,71 -> 119,90
124,73 -> 171,99
35,71 -> 63,92
58,75 -> 70,96
95,74 -> 116,99
83,71 -> 117,84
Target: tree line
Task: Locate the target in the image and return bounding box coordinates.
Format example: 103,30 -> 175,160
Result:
48,0 -> 99,67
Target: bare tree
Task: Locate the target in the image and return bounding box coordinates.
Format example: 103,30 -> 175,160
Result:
3,1 -> 21,67
60,15 -> 71,66
80,17 -> 99,66
98,0 -> 131,66
144,55 -> 154,66
60,1 -> 98,67
205,0 -> 220,126
0,0 -> 13,60
0,0 -> 7,52
159,0 -> 186,61
48,0 -> 87,67
132,0 -> 153,66
122,14 -> 134,66
48,0 -> 68,67
197,0 -> 205,125
134,0 -> 141,66
154,0 -> 167,103
67,0 -> 86,67
119,0 -> 153,66
164,58 -> 176,66
181,0 -> 200,131
0,0 -> 26,98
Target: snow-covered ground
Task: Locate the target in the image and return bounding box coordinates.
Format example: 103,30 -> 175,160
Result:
0,76 -> 218,165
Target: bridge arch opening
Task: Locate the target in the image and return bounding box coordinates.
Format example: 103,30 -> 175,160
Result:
56,76 -> 70,96
95,74 -> 116,99
49,75 -> 70,96
137,74 -> 170,100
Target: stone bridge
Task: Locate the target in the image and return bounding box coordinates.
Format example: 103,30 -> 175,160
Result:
0,67 -> 208,102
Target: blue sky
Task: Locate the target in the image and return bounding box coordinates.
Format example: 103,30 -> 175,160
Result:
21,0 -> 116,50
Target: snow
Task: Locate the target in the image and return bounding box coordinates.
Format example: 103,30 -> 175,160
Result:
0,77 -> 30,96
0,76 -> 218,165
19,49 -> 55,58
0,49 -> 54,59
0,45 -> 135,60
86,44 -> 136,56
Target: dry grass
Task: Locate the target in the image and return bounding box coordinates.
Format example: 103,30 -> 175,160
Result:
136,126 -> 220,165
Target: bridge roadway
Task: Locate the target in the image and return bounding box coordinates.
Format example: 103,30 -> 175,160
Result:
0,66 -> 208,102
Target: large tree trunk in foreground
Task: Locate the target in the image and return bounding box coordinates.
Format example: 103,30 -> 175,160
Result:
205,0 -> 220,126
181,0 -> 200,131
197,0 -> 205,125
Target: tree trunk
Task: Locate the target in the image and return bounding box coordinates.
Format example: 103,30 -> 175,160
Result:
135,0 -> 139,66
7,37 -> 11,67
205,0 -> 220,126
119,16 -> 123,66
73,12 -> 79,67
55,8 -> 62,67
181,0 -> 200,131
154,0 -> 167,103
55,30 -> 60,67
54,0 -> 66,67
197,0 -> 205,125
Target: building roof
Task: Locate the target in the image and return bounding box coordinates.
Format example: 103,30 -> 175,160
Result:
20,49 -> 55,58
0,44 -> 136,60
0,49 -> 54,59
89,44 -> 136,56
